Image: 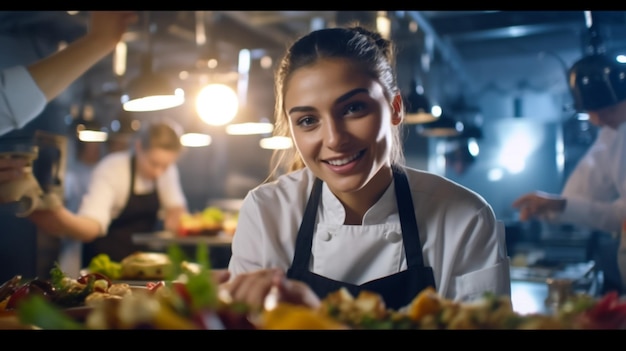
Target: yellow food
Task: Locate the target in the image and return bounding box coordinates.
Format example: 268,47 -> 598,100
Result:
120,252 -> 172,280
260,302 -> 348,330
407,287 -> 441,321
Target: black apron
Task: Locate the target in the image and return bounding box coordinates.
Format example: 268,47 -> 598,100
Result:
82,155 -> 160,266
286,166 -> 436,310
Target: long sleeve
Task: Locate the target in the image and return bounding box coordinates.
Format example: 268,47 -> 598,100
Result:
0,66 -> 47,136
559,126 -> 626,233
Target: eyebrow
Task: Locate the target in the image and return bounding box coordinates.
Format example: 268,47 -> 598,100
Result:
287,88 -> 369,115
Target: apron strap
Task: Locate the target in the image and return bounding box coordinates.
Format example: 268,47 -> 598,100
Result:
291,166 -> 425,269
291,177 -> 323,268
392,165 -> 424,268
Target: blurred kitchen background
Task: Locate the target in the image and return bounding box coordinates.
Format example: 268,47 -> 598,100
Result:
1,10 -> 625,313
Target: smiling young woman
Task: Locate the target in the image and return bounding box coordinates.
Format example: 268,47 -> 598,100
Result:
221,25 -> 511,312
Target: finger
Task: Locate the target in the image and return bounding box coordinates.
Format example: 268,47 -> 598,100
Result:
227,270 -> 274,310
211,269 -> 230,284
511,195 -> 530,208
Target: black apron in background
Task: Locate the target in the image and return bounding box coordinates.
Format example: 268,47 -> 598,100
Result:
287,165 -> 436,310
82,155 -> 159,266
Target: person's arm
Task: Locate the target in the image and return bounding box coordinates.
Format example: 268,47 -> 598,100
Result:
30,153 -> 123,241
557,126 -> 626,233
28,206 -> 102,241
27,11 -> 137,102
163,206 -> 186,233
0,11 -> 137,136
512,127 -> 622,231
157,164 -> 188,232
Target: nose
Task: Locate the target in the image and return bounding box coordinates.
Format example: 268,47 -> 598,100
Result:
323,118 -> 348,149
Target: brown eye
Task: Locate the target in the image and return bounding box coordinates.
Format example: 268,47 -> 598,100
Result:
297,116 -> 317,127
344,102 -> 366,116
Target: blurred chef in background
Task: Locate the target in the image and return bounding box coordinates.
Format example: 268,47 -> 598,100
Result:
27,120 -> 188,266
0,11 -> 138,185
512,53 -> 626,294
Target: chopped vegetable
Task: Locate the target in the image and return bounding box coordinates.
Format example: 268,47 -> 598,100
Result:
88,254 -> 122,280
17,295 -> 85,330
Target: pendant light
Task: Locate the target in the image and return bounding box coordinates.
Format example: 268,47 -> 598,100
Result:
403,79 -> 437,124
71,85 -> 107,143
416,113 -> 464,138
568,11 -> 626,113
121,11 -> 185,112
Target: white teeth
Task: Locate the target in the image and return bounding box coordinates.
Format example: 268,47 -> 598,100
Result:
327,152 -> 360,166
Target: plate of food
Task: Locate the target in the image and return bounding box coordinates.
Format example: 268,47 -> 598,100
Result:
0,267 -> 149,329
83,251 -> 202,285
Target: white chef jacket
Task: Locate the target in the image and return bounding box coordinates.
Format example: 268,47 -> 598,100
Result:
0,65 -> 47,136
557,124 -> 626,234
229,166 -> 511,302
77,150 -> 187,236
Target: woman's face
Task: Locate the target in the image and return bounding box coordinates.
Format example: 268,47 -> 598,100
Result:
136,143 -> 179,180
284,58 -> 401,194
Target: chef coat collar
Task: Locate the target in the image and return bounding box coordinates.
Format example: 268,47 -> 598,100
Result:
320,176 -> 399,226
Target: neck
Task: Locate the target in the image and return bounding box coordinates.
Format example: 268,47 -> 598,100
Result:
334,166 -> 394,225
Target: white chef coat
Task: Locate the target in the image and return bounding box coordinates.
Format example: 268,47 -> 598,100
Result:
557,124 -> 626,234
0,65 -> 47,136
77,150 -> 187,236
229,166 -> 511,302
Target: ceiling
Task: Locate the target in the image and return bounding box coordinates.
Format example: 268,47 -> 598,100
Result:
1,10 -> 625,124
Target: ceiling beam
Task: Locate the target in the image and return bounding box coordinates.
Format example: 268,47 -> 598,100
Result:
403,11 -> 474,89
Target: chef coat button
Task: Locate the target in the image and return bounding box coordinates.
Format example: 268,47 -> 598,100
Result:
385,231 -> 402,243
320,232 -> 332,241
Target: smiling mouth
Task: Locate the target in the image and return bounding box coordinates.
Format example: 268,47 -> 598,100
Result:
324,150 -> 365,166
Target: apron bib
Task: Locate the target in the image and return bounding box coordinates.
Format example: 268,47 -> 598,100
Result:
287,165 -> 435,310
82,155 -> 160,265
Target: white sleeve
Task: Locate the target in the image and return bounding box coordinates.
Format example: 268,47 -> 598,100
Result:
227,190 -> 267,276
559,127 -> 626,233
0,66 -> 47,135
77,158 -> 122,236
157,164 -> 187,210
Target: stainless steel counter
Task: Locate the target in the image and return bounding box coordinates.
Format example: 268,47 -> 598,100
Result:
132,231 -> 233,250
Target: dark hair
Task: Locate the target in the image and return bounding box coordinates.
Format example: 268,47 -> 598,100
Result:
269,25 -> 405,178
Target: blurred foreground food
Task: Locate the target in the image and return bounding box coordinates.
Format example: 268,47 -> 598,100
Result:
4,244 -> 626,329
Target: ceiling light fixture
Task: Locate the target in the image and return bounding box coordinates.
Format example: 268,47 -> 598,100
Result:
180,132 -> 212,147
416,113 -> 464,138
72,104 -> 108,143
260,136 -> 293,150
121,11 -> 185,112
403,79 -> 437,124
226,48 -> 273,135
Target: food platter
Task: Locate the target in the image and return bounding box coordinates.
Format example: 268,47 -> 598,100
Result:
0,285 -> 150,330
0,305 -> 92,329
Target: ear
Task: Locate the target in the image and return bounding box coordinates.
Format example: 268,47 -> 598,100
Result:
390,93 -> 403,126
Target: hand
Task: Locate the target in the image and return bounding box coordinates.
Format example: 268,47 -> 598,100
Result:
27,207 -> 67,236
86,11 -> 139,51
0,157 -> 28,185
219,268 -> 320,312
512,191 -> 566,221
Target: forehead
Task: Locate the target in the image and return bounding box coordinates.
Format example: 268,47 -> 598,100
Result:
142,147 -> 178,161
284,58 -> 380,105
